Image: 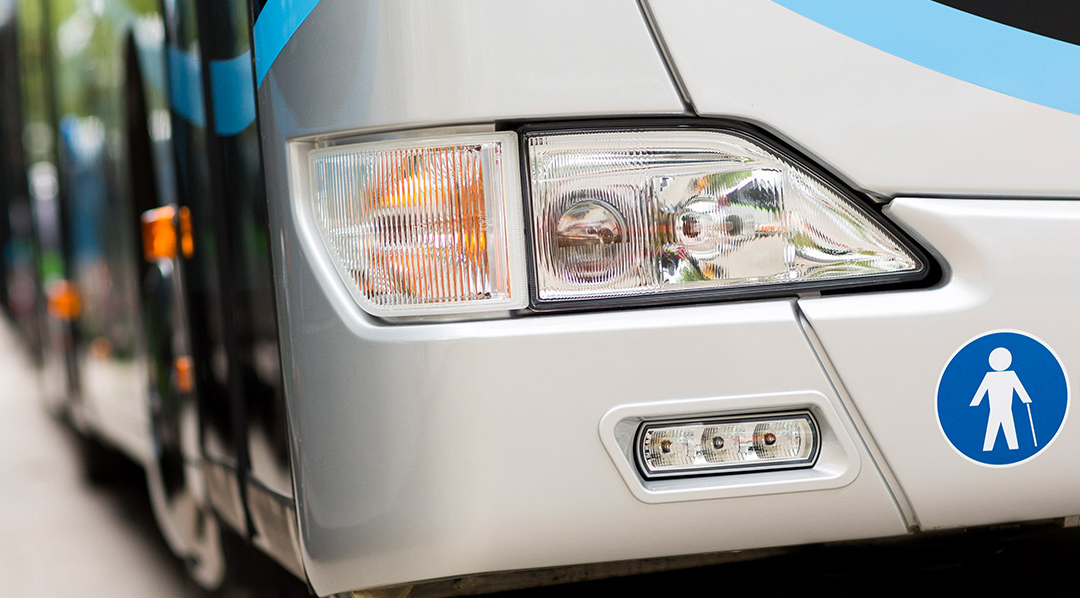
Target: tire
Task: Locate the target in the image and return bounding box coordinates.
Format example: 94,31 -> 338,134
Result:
144,385 -> 227,590
74,429 -> 132,486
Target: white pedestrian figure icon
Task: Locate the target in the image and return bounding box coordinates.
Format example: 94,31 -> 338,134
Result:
969,347 -> 1036,451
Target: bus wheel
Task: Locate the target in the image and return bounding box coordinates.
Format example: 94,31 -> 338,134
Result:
144,373 -> 227,590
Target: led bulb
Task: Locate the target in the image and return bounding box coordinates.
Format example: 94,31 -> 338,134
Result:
645,427 -> 696,468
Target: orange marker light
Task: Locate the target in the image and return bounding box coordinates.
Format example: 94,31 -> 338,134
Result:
141,206 -> 178,261
178,206 -> 194,258
174,356 -> 194,394
46,280 -> 81,320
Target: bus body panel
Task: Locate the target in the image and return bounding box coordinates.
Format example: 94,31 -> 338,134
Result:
256,0 -> 686,137
7,0 -> 1080,595
801,198 -> 1080,530
650,0 -> 1080,197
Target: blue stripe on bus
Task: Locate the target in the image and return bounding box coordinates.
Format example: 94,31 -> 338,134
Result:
167,46 -> 256,136
253,0 -> 323,86
167,47 -> 205,128
772,0 -> 1080,116
210,53 -> 256,135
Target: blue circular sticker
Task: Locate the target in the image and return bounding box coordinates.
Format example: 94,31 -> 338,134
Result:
936,330 -> 1069,467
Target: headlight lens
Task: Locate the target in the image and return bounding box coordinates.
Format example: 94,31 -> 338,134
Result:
526,129 -> 923,304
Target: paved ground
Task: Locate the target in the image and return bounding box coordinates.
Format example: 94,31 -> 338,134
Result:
2,316 -> 1078,597
0,320 -> 206,598
0,320 -> 312,598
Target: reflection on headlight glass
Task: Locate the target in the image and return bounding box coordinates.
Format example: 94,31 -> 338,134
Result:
527,130 -> 922,302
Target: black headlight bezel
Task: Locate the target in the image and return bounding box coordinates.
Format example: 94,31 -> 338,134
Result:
512,117 -> 936,313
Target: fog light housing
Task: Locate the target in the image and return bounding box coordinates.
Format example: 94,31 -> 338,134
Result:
637,412 -> 819,478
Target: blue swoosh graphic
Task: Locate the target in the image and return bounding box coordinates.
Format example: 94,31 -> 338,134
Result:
253,0 -> 323,86
773,0 -> 1080,116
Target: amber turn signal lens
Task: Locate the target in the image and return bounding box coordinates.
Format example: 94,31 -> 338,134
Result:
46,280 -> 81,321
308,133 -> 526,317
178,206 -> 194,258
174,356 -> 194,393
141,206 -> 178,261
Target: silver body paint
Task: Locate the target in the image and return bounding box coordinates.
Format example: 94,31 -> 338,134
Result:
254,0 -> 1080,594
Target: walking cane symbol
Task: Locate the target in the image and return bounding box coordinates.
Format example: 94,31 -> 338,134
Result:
1026,403 -> 1037,447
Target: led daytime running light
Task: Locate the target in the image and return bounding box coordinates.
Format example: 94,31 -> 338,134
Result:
638,413 -> 819,478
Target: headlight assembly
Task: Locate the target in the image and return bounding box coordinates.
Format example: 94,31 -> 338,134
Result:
525,128 -> 925,306
306,126 -> 926,319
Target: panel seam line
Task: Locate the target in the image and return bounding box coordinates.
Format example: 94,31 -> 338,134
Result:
793,300 -> 921,531
637,0 -> 698,115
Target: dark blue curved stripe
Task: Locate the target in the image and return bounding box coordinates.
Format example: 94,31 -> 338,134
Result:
253,0 -> 323,86
773,0 -> 1080,116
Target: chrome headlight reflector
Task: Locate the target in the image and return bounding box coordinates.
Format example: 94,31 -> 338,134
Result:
525,129 -> 924,304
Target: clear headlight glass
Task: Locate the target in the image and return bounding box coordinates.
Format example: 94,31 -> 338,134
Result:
526,129 -> 923,303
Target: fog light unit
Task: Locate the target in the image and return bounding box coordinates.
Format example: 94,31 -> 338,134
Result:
638,412 -> 818,478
